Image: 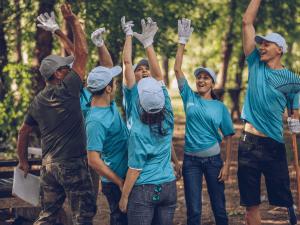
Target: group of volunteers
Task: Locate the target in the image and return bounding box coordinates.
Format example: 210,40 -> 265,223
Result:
16,0 -> 300,224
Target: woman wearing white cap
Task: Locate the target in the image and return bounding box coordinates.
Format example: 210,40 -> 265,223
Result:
174,18 -> 235,225
119,18 -> 177,225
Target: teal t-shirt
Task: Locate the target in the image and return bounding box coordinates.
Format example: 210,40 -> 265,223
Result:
80,87 -> 92,120
85,100 -> 129,182
241,48 -> 299,143
180,80 -> 235,152
122,83 -> 142,131
128,87 -> 175,185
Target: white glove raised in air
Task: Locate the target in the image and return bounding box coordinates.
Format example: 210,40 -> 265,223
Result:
91,27 -> 106,48
121,16 -> 134,36
287,117 -> 300,133
133,17 -> 159,49
37,11 -> 60,33
178,18 -> 194,45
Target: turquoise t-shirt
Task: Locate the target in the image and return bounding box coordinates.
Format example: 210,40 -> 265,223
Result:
80,87 -> 92,120
180,79 -> 235,152
122,83 -> 142,131
128,87 -> 175,185
85,100 -> 129,182
241,48 -> 299,143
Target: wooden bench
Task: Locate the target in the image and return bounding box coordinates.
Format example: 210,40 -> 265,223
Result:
0,147 -> 72,224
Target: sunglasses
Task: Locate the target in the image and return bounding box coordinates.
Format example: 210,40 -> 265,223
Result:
57,65 -> 70,71
153,184 -> 161,203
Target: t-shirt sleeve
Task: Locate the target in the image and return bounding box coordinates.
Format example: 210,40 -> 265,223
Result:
180,79 -> 194,104
245,47 -> 261,68
123,83 -> 139,115
62,70 -> 83,96
24,113 -> 38,126
219,104 -> 235,137
292,92 -> 299,109
86,120 -> 107,152
128,134 -> 149,170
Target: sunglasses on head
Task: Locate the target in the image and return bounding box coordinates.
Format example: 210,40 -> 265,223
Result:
57,65 -> 70,71
153,184 -> 161,203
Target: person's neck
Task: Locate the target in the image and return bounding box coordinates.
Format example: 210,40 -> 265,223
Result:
265,58 -> 284,70
198,91 -> 213,100
91,94 -> 111,107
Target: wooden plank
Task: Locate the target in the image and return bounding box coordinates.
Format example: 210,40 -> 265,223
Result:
0,158 -> 42,167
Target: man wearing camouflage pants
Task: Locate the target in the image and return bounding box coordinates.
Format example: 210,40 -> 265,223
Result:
17,4 -> 97,224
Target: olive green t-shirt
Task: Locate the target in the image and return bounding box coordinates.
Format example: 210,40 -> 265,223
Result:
24,70 -> 86,164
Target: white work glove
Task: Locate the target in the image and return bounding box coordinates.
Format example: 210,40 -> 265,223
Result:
91,27 -> 106,47
178,18 -> 194,45
133,17 -> 159,49
121,16 -> 134,36
37,11 -> 60,33
287,117 -> 300,133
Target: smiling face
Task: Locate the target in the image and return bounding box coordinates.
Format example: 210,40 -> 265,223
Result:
259,40 -> 283,62
196,71 -> 215,96
134,64 -> 152,84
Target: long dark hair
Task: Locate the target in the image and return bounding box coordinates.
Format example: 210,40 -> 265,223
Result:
194,89 -> 219,100
140,108 -> 171,138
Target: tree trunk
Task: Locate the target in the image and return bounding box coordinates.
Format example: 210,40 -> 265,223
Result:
162,57 -> 169,88
15,0 -> 22,64
31,0 -> 55,96
0,18 -> 8,101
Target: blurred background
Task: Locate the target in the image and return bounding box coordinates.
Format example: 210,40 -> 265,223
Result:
1,0 -> 300,156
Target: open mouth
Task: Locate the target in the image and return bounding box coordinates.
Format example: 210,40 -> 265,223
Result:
198,84 -> 205,87
142,74 -> 148,78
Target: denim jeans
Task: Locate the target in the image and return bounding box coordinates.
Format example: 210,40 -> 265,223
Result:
101,181 -> 128,225
127,180 -> 177,225
182,153 -> 228,225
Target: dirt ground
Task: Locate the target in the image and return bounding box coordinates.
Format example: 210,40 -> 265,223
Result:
1,115 -> 299,224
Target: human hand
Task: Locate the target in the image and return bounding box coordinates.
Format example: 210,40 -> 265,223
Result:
119,195 -> 128,213
218,163 -> 230,182
61,4 -> 78,24
121,16 -> 134,36
178,18 -> 194,45
133,17 -> 159,49
287,117 -> 300,133
37,11 -> 60,33
91,27 -> 106,47
174,163 -> 182,181
17,162 -> 29,178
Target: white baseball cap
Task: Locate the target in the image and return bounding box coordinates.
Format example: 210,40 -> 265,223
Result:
133,58 -> 149,72
255,33 -> 286,54
194,67 -> 216,83
87,66 -> 122,91
40,55 -> 74,79
137,77 -> 165,114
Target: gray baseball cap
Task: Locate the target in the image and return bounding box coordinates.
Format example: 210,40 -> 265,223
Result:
255,33 -> 286,54
133,58 -> 149,72
194,67 -> 216,83
39,55 -> 74,79
137,77 -> 165,114
87,66 -> 122,92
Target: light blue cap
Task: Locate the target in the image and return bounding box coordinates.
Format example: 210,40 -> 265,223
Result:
254,33 -> 286,54
133,58 -> 149,72
87,66 -> 122,91
137,77 -> 165,114
194,67 -> 216,83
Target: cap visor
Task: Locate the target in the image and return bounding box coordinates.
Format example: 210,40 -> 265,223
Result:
254,35 -> 264,44
110,66 -> 122,77
61,55 -> 74,67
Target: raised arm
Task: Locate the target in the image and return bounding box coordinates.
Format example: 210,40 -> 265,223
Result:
242,0 -> 261,57
61,4 -> 88,81
121,17 -> 136,89
91,27 -> 113,69
55,29 -> 75,56
174,18 -> 193,80
145,44 -> 163,81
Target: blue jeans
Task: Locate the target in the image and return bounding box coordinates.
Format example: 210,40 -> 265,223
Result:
127,180 -> 177,225
182,153 -> 228,225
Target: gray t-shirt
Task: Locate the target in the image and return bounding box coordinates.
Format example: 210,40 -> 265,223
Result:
24,70 -> 86,164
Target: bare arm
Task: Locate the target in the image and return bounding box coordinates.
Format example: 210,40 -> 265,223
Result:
17,123 -> 35,178
122,35 -> 135,89
87,151 -> 124,188
145,44 -> 163,81
289,108 -> 299,120
242,0 -> 261,57
171,143 -> 181,181
119,168 -> 141,213
61,4 -> 88,82
54,29 -> 75,56
174,44 -> 185,80
98,45 -> 113,69
218,135 -> 233,182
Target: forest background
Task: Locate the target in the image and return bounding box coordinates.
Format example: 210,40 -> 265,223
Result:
1,0 -> 300,156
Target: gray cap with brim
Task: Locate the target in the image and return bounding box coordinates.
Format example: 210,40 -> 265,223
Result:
39,55 -> 74,79
87,66 -> 122,92
133,58 -> 149,72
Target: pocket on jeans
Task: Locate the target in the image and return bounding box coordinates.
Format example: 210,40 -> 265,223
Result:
238,140 -> 253,157
273,143 -> 286,159
210,155 -> 223,167
182,155 -> 192,168
101,184 -> 111,195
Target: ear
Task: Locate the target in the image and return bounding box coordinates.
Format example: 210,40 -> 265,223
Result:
105,85 -> 111,93
278,46 -> 283,55
212,83 -> 215,88
53,70 -> 61,80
